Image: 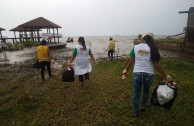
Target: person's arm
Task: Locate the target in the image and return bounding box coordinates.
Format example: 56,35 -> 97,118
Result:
69,48 -> 77,65
126,57 -> 135,72
89,54 -> 96,64
107,41 -> 110,51
47,47 -> 52,62
153,61 -> 166,78
70,55 -> 76,64
89,48 -> 96,64
48,48 -> 51,59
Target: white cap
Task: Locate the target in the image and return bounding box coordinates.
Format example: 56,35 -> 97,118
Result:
142,32 -> 154,39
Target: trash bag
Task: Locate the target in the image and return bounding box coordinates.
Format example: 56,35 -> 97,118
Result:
33,60 -> 41,69
151,81 -> 178,109
62,66 -> 75,82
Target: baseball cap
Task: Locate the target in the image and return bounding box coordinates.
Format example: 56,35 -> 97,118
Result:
142,32 -> 154,39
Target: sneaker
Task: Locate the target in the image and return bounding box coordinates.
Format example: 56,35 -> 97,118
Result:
132,114 -> 138,117
80,82 -> 84,86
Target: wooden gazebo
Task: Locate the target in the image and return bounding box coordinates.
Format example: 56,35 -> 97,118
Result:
0,27 -> 5,40
10,26 -> 41,43
18,17 -> 62,42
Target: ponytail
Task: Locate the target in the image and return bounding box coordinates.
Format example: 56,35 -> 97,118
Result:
143,35 -> 160,62
78,37 -> 86,50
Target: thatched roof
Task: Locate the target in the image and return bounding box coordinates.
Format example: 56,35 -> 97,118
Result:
0,27 -> 5,31
19,17 -> 62,29
10,26 -> 41,31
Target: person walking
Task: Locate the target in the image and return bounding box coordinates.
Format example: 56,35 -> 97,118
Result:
123,32 -> 168,117
37,40 -> 52,83
69,37 -> 96,86
107,37 -> 115,59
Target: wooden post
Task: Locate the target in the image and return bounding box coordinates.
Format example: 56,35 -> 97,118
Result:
53,28 -> 56,43
19,31 -> 22,42
14,31 -> 17,42
31,30 -> 34,42
57,28 -> 59,43
0,31 -> 2,39
37,30 -> 40,42
34,31 -> 36,41
49,28 -> 51,43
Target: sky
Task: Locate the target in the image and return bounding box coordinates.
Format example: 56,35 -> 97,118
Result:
1,0 -> 194,37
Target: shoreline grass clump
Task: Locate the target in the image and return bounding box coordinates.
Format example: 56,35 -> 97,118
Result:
0,58 -> 193,125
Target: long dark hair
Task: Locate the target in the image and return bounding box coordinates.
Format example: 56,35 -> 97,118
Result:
78,37 -> 86,50
143,35 -> 160,62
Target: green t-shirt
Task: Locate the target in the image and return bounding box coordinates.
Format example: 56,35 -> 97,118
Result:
130,47 -> 135,57
73,48 -> 92,56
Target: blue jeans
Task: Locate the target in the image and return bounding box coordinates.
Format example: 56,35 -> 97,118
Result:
132,72 -> 154,115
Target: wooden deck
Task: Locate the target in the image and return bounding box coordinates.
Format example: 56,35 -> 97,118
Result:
47,43 -> 67,49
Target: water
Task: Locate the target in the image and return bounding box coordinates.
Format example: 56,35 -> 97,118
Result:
0,36 -> 193,64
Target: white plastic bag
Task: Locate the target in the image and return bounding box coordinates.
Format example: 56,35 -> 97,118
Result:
157,85 -> 174,105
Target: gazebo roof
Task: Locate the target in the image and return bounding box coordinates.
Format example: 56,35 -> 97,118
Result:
0,27 -> 5,31
19,17 -> 62,29
10,26 -> 41,31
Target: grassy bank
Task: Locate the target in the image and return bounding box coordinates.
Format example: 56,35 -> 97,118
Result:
155,38 -> 184,43
3,41 -> 40,51
0,58 -> 193,126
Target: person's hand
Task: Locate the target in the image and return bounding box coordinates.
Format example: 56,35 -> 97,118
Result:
123,69 -> 127,74
94,60 -> 97,64
67,62 -> 72,67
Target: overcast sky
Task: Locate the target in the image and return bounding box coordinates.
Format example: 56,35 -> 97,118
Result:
1,0 -> 194,37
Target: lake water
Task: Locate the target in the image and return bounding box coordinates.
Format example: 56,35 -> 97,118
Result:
0,36 -> 193,64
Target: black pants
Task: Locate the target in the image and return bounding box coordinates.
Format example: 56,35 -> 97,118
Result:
2,47 -> 6,51
79,73 -> 89,82
108,50 -> 114,59
40,61 -> 51,81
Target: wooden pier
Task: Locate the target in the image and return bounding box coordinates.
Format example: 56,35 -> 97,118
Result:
47,43 -> 67,49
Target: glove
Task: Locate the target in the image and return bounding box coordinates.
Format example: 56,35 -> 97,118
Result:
122,69 -> 127,79
165,75 -> 172,82
123,69 -> 127,74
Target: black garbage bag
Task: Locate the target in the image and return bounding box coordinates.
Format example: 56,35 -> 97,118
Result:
33,60 -> 41,69
62,66 -> 75,82
151,81 -> 178,110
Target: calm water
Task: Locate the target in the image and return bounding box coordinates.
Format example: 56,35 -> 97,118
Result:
0,36 -> 193,64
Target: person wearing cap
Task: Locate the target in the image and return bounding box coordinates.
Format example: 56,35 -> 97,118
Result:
107,37 -> 115,59
123,32 -> 167,117
37,40 -> 52,83
69,37 -> 96,86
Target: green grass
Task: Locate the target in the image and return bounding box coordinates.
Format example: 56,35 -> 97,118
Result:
0,58 -> 193,126
21,41 -> 40,47
155,39 -> 184,43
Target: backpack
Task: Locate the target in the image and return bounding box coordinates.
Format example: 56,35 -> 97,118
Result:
151,81 -> 178,109
62,66 -> 75,82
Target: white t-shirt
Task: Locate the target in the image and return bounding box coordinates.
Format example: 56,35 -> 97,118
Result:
132,43 -> 154,74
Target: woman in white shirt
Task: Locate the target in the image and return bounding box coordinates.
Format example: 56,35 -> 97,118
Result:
124,33 -> 167,117
70,37 -> 96,86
